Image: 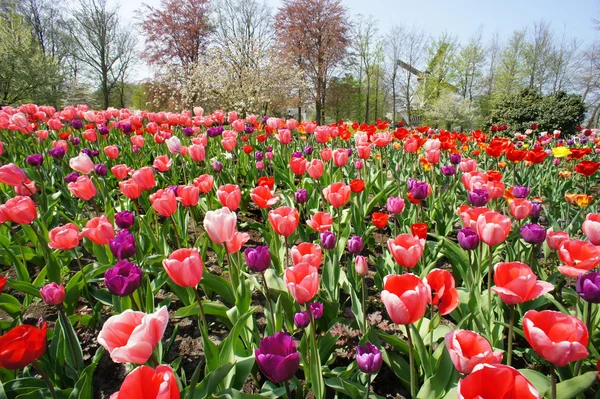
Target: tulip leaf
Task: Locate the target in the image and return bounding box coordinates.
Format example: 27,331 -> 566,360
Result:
2,378 -> 47,396
7,280 -> 41,298
184,361 -> 234,399
518,369 -> 551,395
416,348 -> 459,399
410,323 -> 433,378
0,294 -> 21,317
552,370 -> 597,399
201,273 -> 236,305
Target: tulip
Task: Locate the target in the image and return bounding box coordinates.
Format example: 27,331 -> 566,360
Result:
557,239 -> 600,277
509,198 -> 532,220
294,311 -> 310,328
217,184 -> 242,211
476,211 -> 511,247
289,157 -> 307,175
251,185 -> 278,209
111,164 -> 132,180
410,223 -> 428,240
193,174 -> 214,193
450,153 -> 462,164
48,223 -> 80,250
149,189 -> 177,217
132,167 -> 155,191
295,188 -> 308,204
268,206 -> 299,237
445,330 -> 503,374
309,302 -> 324,319
582,213 -> 600,245
356,342 -> 383,374
104,145 -> 119,159
40,282 -> 66,305
520,223 -> 546,244
110,365 -> 180,399
255,332 -> 300,383
523,310 -> 588,367
333,148 -> 349,167
82,215 -> 115,245
109,229 -> 137,260
386,197 -> 405,214
387,234 -> 424,269
320,231 -> 336,250
98,307 -> 169,364
355,255 -> 368,276
105,261 -> 143,297
285,262 -> 319,304
306,159 -> 324,179
347,236 -> 363,254
1,196 -> 37,224
576,272 -> 600,303
457,363 -> 540,399
225,230 -> 249,254
212,161 -> 223,173
512,185 -> 530,198
457,228 -> 479,250
411,181 -> 431,200
69,153 -> 95,175
306,212 -> 333,233
0,322 -> 47,370
546,230 -> 569,250
372,212 -> 389,229
162,248 -> 204,287
244,246 -> 271,272
492,262 -> 554,305
468,189 -> 489,207
26,154 -> 43,167
381,274 -> 430,325
425,269 -> 459,315
68,175 -> 97,201
0,276 -> 6,294
95,164 -> 107,176
322,182 -> 351,208
291,243 -> 322,268
115,211 -> 135,229
441,165 -> 456,176
530,201 -> 542,218
204,207 -> 237,244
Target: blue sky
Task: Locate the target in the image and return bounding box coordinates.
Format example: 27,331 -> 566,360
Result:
117,0 -> 600,79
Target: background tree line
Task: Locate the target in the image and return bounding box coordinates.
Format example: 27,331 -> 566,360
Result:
1,0 -> 599,131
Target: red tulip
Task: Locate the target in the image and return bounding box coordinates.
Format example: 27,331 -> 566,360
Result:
306,212 -> 333,233
285,262 -> 319,304
387,234 -> 424,269
425,269 -> 459,315
250,185 -> 278,209
163,248 -> 204,287
557,239 -> 600,277
104,145 -> 119,159
153,155 -> 172,172
445,330 -> 503,374
1,196 -> 37,224
492,262 -> 554,305
322,182 -> 351,208
176,185 -> 199,207
268,207 -> 299,237
289,157 -> 307,175
476,211 -> 511,247
68,175 -> 97,201
149,189 -> 177,217
381,274 -> 430,324
83,216 -> 115,245
410,223 -> 428,240
349,179 -> 365,193
574,160 -> 600,177
217,184 -> 242,211
0,322 -> 47,369
110,365 -> 180,399
372,212 -> 389,229
111,164 -> 133,180
523,310 -> 589,367
457,364 -> 540,398
291,243 -> 322,268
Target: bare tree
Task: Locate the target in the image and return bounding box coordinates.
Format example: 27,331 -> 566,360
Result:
396,26 -> 428,125
522,20 -> 553,91
495,29 -> 526,96
385,25 -> 406,123
484,31 -> 501,96
453,27 -> 486,101
547,27 -> 581,94
352,15 -> 379,122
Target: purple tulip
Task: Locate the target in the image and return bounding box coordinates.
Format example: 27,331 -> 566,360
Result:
309,302 -> 324,320
576,272 -> 600,303
520,223 -> 546,245
245,126 -> 255,134
304,145 -> 313,155
347,236 -> 363,254
255,332 -> 300,383
449,153 -> 462,165
411,181 -> 430,200
49,147 -> 66,159
512,186 -> 530,199
109,229 -> 137,260
255,151 -> 264,161
70,137 -> 81,146
64,172 -> 80,183
356,342 -> 383,374
441,165 -> 456,176
26,154 -> 43,167
244,246 -> 271,273
81,148 -> 93,157
406,177 -> 417,191
530,201 -> 542,218
95,163 -> 107,176
71,119 -> 83,130
291,151 -> 303,158
457,228 -> 479,250
294,311 -> 310,328
468,189 -> 489,207
183,127 -> 194,137
98,125 -> 110,136
212,161 -> 223,173
295,189 -> 308,204
320,231 -> 336,250
115,211 -> 135,229
104,260 -> 142,297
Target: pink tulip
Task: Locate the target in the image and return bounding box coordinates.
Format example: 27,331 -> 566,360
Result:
387,234 -> 424,269
68,176 -> 97,201
509,199 -> 532,220
306,159 -> 324,179
69,153 -> 95,175
546,230 -> 569,250
582,213 -> 600,245
291,243 -> 322,268
83,216 -> 115,245
163,248 -> 204,287
0,164 -> 27,186
225,231 -> 250,254
445,330 -> 503,374
285,262 -> 319,304
203,207 -> 237,244
98,307 -> 169,364
217,184 -> 242,211
48,223 -> 80,250
333,148 -> 349,167
476,211 -> 511,247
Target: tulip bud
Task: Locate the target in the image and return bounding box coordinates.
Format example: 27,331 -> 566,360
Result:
356,342 -> 383,374
115,211 -> 135,229
244,246 -> 271,273
386,197 -> 405,214
295,189 -> 308,204
354,160 -> 363,170
457,227 -> 479,250
355,255 -> 368,276
255,332 -> 300,384
468,189 -> 490,207
256,161 -> 265,171
512,186 -> 530,198
530,201 -> 542,219
212,161 -> 223,173
309,302 -> 324,319
347,236 -> 363,254
104,261 -> 143,297
40,282 -> 65,305
576,272 -> 600,303
441,165 -> 456,176
49,147 -> 66,158
449,153 -> 462,165
94,163 -> 108,176
64,172 -> 80,183
294,311 -> 310,328
26,154 -> 44,167
520,223 -> 546,244
320,231 -> 336,250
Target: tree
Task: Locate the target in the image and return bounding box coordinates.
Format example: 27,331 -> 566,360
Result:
422,33 -> 457,104
276,0 -> 351,124
522,20 -> 553,92
453,28 -> 486,102
425,90 -> 477,131
140,0 -> 211,70
384,24 -> 405,123
395,26 -> 428,125
352,15 -> 379,123
68,0 -> 136,108
0,11 -> 62,105
495,29 -> 526,96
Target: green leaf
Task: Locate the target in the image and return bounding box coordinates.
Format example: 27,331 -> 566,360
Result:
7,280 -> 41,298
0,294 -> 21,317
417,348 -> 459,399
183,362 -> 234,399
553,371 -> 597,399
519,369 -> 551,395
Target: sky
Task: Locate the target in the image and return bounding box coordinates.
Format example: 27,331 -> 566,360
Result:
113,0 -> 600,80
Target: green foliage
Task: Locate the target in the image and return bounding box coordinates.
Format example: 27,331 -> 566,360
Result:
0,12 -> 64,106
424,90 -> 478,130
488,88 -> 586,133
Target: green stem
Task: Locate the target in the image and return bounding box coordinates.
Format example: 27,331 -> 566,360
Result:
507,305 -> 514,367
58,306 -> 83,371
364,372 -> 371,399
193,288 -> 209,338
33,362 -> 57,399
261,272 -> 276,333
487,245 -> 494,327
550,364 -> 557,399
362,276 -> 367,335
405,324 -> 416,399
170,215 -> 182,248
283,380 -> 294,399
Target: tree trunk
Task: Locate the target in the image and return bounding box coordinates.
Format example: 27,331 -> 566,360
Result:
365,76 -> 371,123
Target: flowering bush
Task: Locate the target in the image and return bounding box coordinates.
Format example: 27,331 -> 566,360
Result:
0,104 -> 599,398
